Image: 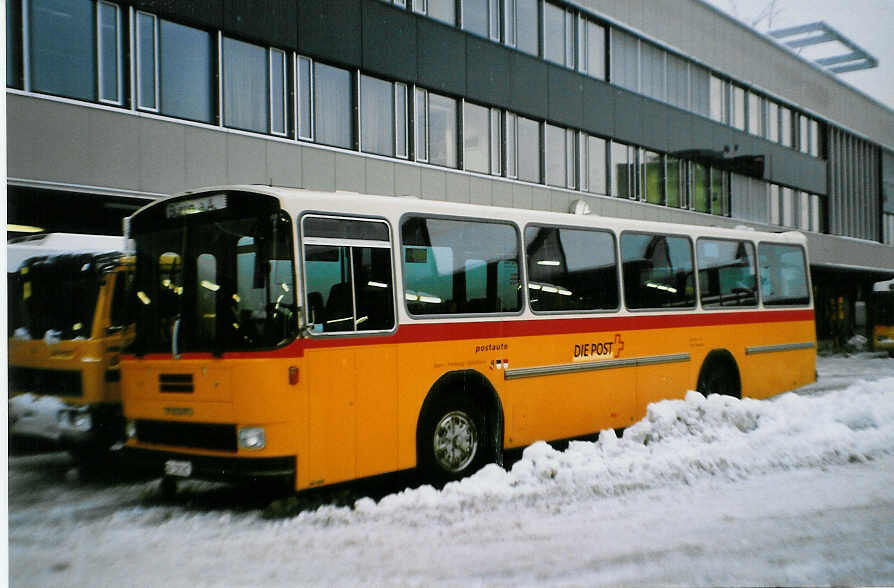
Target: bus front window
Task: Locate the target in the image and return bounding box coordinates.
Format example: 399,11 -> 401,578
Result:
131,209 -> 297,354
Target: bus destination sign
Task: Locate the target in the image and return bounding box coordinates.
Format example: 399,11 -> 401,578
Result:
166,194 -> 227,219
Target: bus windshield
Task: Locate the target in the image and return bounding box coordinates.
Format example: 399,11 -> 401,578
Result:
129,206 -> 297,355
10,254 -> 114,341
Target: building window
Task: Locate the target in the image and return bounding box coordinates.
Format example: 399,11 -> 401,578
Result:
640,42 -> 665,103
692,162 -> 709,213
731,85 -> 745,131
136,15 -> 214,123
611,141 -> 632,198
798,114 -> 810,154
414,0 -> 455,26
544,123 -> 564,188
710,168 -> 728,216
28,0 -> 97,101
136,11 -> 157,110
415,89 -> 457,167
297,56 -> 312,140
463,0 -> 499,41
270,49 -> 287,136
798,191 -> 810,229
504,0 -> 538,56
611,28 -> 639,92
809,119 -> 821,157
577,17 -> 605,80
666,52 -> 688,110
516,115 -> 541,183
690,64 -> 710,117
223,37 -> 269,134
643,151 -> 664,205
463,101 -> 490,173
781,186 -> 794,226
313,61 -> 353,149
544,2 -> 573,68
98,2 -> 122,104
361,74 -> 408,158
746,91 -> 762,136
666,156 -> 682,208
779,106 -> 792,148
709,75 -> 727,124
766,101 -> 779,143
769,184 -> 780,225
582,134 -> 607,195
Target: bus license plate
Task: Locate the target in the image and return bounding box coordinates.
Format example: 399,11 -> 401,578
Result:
164,459 -> 192,478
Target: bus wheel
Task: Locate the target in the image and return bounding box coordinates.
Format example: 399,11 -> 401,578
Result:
697,352 -> 741,399
420,395 -> 486,485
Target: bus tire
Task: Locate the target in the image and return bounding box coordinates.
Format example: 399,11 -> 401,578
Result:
418,394 -> 487,486
696,351 -> 741,399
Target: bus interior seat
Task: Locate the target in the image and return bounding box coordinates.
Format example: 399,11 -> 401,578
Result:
307,291 -> 324,325
325,282 -> 353,331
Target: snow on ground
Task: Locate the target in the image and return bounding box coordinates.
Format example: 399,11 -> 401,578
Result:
9,353 -> 894,587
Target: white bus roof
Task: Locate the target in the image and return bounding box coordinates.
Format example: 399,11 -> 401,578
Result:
143,185 -> 809,247
6,233 -> 127,272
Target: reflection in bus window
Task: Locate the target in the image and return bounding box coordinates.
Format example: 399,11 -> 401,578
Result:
697,239 -> 757,307
525,226 -> 618,312
621,233 -> 695,309
196,253 -> 217,342
759,243 -> 809,306
402,217 -> 521,315
302,217 -> 394,334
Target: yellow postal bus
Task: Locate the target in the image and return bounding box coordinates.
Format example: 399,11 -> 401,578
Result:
121,186 -> 816,491
872,278 -> 894,356
8,235 -> 133,455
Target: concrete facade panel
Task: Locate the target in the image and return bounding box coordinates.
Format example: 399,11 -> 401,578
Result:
492,180 -> 514,208
298,0 -> 362,68
8,98 -> 91,186
365,158 -> 396,196
531,187 -> 551,211
302,148 -> 337,191
509,53 -> 548,119
445,172 -> 471,203
420,167 -> 447,200
184,128 -> 228,190
139,120 -> 186,194
266,141 -> 301,188
469,176 -> 493,206
417,20 -> 466,96
466,37 -> 511,107
512,183 -> 533,210
547,66 -> 584,129
363,0 -> 417,82
227,135 -> 269,185
335,152 -> 367,193
394,163 -> 422,196
581,78 -> 615,138
86,110 -> 141,191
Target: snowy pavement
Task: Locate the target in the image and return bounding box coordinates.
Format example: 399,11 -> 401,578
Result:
9,353 -> 894,586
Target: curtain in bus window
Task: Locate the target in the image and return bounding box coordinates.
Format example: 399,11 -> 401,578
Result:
402,217 -> 521,315
697,239 -> 757,307
525,227 -> 618,312
759,243 -> 809,306
29,0 -> 96,101
621,233 -> 695,309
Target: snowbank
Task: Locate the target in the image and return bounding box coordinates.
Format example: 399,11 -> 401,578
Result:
307,376 -> 894,526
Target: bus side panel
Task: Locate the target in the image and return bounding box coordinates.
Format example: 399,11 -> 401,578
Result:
305,345 -> 399,488
741,319 -> 816,399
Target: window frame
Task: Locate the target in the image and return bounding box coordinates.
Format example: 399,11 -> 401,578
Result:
269,47 -> 288,137
619,230 -> 697,312
399,212 -> 525,319
524,222 -> 621,316
135,10 -> 159,112
96,0 -> 123,106
299,212 -> 398,338
695,237 -> 759,310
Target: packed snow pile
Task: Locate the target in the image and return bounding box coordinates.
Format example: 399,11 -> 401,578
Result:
312,377 -> 894,526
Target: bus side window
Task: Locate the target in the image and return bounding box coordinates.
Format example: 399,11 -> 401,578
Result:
621,233 -> 695,310
697,238 -> 757,307
759,243 -> 809,306
401,216 -> 521,315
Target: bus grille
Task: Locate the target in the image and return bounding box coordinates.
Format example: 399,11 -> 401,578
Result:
8,367 -> 82,397
135,420 -> 238,452
159,374 -> 194,393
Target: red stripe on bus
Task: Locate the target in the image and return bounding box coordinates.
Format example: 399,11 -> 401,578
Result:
123,309 -> 814,361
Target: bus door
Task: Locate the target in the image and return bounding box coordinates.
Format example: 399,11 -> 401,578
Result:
301,215 -> 398,487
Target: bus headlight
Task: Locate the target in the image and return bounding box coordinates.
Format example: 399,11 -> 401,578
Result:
239,427 -> 266,450
125,420 -> 137,440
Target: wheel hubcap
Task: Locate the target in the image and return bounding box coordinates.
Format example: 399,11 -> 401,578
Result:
433,410 -> 478,473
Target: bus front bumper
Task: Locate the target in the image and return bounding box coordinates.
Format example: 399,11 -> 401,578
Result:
123,447 -> 296,485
